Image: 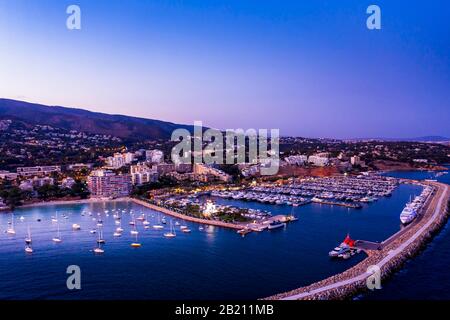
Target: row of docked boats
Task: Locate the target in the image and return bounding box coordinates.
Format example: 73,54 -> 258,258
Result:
211,190 -> 312,207
211,175 -> 397,209
250,175 -> 397,202
400,185 -> 433,225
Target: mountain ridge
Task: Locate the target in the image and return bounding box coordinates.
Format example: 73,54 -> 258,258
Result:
0,98 -> 193,141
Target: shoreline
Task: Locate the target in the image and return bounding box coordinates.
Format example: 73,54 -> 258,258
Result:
263,181 -> 449,300
12,197 -> 130,210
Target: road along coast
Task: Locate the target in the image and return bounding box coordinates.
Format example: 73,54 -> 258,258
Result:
264,181 -> 449,300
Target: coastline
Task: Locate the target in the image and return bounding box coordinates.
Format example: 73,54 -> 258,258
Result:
14,197 -> 130,210
263,181 -> 449,300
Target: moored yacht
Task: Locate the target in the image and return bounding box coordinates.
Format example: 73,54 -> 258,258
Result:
267,220 -> 286,230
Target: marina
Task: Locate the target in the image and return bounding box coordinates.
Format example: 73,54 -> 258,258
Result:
209,175 -> 397,208
0,178 -> 424,300
266,180 -> 449,300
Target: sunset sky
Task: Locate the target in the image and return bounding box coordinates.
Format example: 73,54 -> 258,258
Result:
0,0 -> 449,138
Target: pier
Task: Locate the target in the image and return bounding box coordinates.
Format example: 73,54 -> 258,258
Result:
130,197 -> 243,230
264,181 -> 449,300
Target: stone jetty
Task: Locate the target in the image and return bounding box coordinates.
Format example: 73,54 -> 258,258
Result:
264,181 -> 449,300
130,198 -> 243,230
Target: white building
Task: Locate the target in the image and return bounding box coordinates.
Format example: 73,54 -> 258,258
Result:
0,170 -> 18,180
19,180 -> 34,191
308,155 -> 329,167
284,155 -> 308,166
350,156 -> 361,166
106,153 -> 126,169
16,166 -> 61,177
193,164 -> 232,182
123,152 -> 135,164
146,149 -> 164,164
61,177 -> 76,189
32,176 -> 54,188
87,170 -> 132,198
240,164 -> 260,177
130,162 -> 159,185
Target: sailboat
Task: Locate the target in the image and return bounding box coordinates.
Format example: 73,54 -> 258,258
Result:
153,214 -> 164,230
131,233 -> 141,248
113,220 -> 123,237
130,225 -> 139,235
7,213 -> 16,235
94,231 -> 105,254
25,226 -> 33,253
52,221 -> 62,243
97,227 -> 106,244
115,222 -> 124,233
288,206 -> 299,222
164,221 -> 176,238
129,213 -> 136,226
181,226 -> 191,233
25,226 -> 32,244
130,215 -> 139,235
143,214 -> 150,226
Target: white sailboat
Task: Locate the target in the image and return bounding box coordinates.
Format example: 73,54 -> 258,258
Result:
25,226 -> 32,244
164,221 -> 176,238
25,226 -> 33,253
153,214 -> 164,230
130,226 -> 139,235
51,211 -> 58,223
94,231 -> 105,254
97,227 -> 106,244
7,213 -> 16,235
52,221 -> 62,243
130,216 -> 139,235
143,214 -> 150,226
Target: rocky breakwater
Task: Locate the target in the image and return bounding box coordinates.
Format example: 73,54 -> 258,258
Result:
264,181 -> 449,300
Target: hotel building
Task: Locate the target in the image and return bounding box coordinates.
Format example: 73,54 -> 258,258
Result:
16,166 -> 61,177
87,170 -> 132,198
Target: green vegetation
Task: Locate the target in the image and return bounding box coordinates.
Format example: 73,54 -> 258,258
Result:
0,181 -> 29,208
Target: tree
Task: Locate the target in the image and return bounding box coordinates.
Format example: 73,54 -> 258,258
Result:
0,182 -> 26,209
70,181 -> 90,199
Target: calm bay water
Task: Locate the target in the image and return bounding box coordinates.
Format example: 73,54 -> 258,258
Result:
363,165 -> 450,300
0,182 -> 423,300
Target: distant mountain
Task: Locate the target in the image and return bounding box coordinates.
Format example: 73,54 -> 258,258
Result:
410,136 -> 450,142
0,98 -> 194,141
346,136 -> 450,143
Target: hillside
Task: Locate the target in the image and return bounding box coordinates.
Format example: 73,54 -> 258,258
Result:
0,98 -> 193,141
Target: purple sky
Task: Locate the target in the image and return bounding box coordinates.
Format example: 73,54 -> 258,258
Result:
0,0 -> 449,138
